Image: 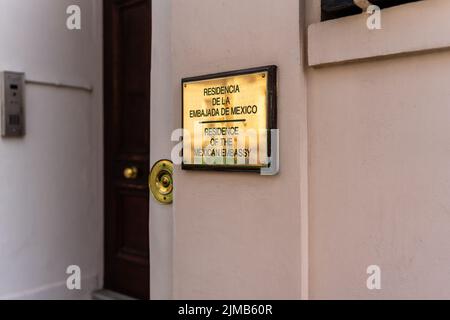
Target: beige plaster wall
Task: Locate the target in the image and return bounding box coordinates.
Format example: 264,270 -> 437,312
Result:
307,0 -> 450,299
166,0 -> 450,300
171,0 -> 308,299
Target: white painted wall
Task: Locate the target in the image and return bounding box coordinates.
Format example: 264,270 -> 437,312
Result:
170,0 -> 308,299
0,0 -> 103,299
150,0 -> 174,300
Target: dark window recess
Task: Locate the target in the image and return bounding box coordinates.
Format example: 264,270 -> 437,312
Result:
9,115 -> 20,125
322,0 -> 421,21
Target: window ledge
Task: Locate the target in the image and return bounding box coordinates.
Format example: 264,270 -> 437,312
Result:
308,0 -> 450,67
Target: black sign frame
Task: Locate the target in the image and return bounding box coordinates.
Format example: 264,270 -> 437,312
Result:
181,65 -> 278,173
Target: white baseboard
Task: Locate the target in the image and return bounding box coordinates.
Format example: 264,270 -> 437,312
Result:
0,274 -> 100,300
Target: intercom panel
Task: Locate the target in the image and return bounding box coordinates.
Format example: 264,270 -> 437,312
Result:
1,71 -> 25,137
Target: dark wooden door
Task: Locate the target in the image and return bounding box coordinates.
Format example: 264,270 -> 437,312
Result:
104,0 -> 151,300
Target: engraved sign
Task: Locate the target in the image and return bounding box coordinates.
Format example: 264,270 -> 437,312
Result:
182,66 -> 277,171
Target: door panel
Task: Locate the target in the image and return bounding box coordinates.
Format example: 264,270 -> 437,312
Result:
104,0 -> 151,300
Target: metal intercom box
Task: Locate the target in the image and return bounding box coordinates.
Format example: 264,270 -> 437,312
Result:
1,71 -> 25,137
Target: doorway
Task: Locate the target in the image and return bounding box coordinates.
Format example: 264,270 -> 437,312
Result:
103,0 -> 151,300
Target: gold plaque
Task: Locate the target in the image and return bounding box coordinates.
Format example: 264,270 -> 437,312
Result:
182,66 -> 277,172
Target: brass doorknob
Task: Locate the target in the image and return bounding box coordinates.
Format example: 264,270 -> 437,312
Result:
149,160 -> 173,204
123,166 -> 138,179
